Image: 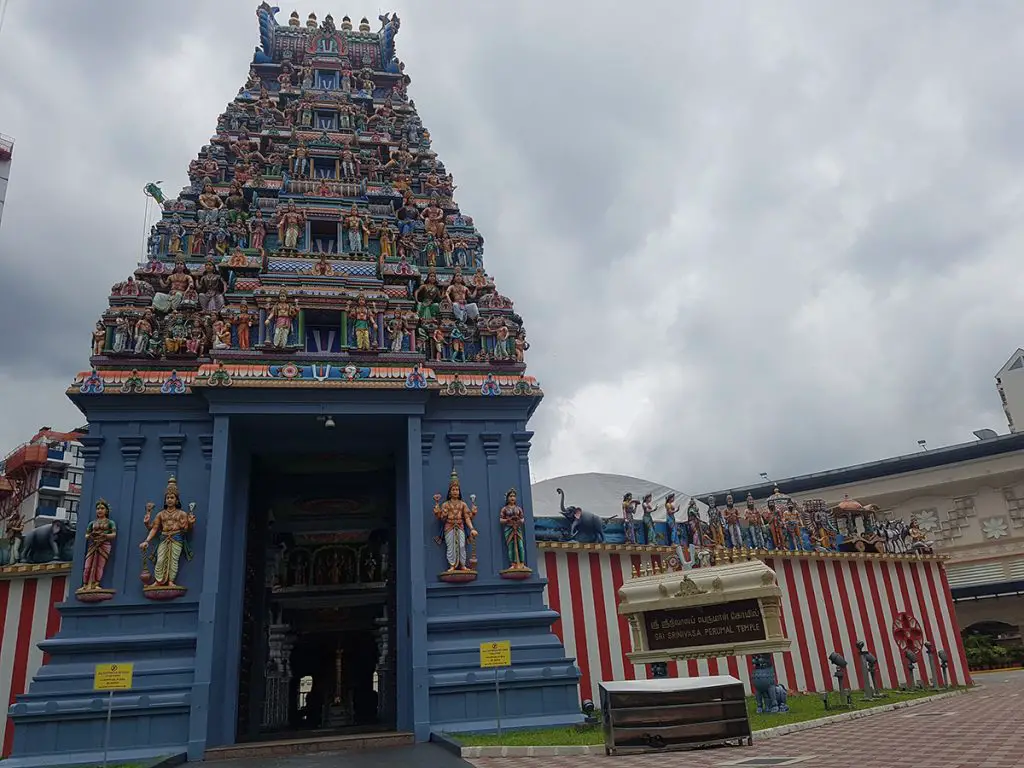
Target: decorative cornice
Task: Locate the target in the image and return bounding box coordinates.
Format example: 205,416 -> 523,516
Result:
0,562 -> 72,580
446,433 -> 467,465
78,436 -> 105,470
159,434 -> 186,473
118,435 -> 146,469
535,540 -> 947,563
512,431 -> 533,462
480,433 -> 501,465
198,434 -> 214,470
421,432 -> 436,466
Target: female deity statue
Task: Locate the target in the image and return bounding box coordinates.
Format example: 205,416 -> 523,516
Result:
346,295 -> 378,351
432,469 -> 478,580
76,500 -> 118,600
723,494 -> 743,549
745,494 -> 767,549
224,181 -> 248,222
686,499 -> 705,547
139,476 -> 197,599
248,210 -> 267,253
641,493 -> 659,545
705,496 -> 725,548
396,192 -> 420,236
415,270 -> 442,320
499,488 -> 531,578
621,493 -> 640,545
233,302 -> 254,350
664,493 -> 681,545
766,500 -> 786,551
265,290 -> 299,347
197,260 -> 226,312
277,202 -> 306,251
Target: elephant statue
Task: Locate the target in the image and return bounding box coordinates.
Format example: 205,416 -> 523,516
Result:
555,488 -> 613,543
19,521 -> 76,564
751,654 -> 789,714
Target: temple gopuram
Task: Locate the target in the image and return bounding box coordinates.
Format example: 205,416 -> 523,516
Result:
3,7 -> 581,766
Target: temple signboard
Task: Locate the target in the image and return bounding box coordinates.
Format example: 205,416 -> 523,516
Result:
618,559 -> 790,663
643,598 -> 767,652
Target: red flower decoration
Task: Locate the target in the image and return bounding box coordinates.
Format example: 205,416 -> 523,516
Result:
892,611 -> 924,654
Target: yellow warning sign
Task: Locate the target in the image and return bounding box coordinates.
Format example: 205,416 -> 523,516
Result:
93,663 -> 134,691
480,641 -> 511,668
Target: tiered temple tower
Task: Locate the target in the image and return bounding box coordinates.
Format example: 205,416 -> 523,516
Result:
5,7 -> 581,766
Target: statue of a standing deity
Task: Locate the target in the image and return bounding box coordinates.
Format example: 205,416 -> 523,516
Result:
277,202 -> 306,251
139,476 -> 197,600
265,290 -> 299,347
745,494 -> 767,549
347,295 -> 378,351
622,492 -> 640,544
75,500 -> 118,602
723,494 -> 743,549
197,260 -> 226,312
499,488 -> 532,579
641,493 -> 659,545
432,469 -> 478,582
4,513 -> 25,564
233,301 -> 254,350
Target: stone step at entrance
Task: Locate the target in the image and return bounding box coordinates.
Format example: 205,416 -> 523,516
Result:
204,731 -> 414,761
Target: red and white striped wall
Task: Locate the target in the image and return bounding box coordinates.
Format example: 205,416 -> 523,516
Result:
536,545 -> 971,705
0,565 -> 68,758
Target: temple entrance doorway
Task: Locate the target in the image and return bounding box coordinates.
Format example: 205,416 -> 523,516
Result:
235,452 -> 397,743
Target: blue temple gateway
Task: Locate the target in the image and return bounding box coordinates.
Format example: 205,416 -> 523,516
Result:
4,6 -> 582,765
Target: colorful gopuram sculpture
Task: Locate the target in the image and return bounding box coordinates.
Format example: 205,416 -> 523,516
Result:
80,8 -> 535,396
540,484 -> 940,558
75,500 -> 118,602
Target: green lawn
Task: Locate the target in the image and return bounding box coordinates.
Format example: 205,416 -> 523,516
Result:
452,688 -> 957,747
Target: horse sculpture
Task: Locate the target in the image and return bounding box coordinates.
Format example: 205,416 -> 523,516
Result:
555,488 -> 614,543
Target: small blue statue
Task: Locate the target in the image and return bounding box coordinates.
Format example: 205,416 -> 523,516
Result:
751,654 -> 789,714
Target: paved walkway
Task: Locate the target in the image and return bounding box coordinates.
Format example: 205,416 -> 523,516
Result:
470,670 -> 1024,768
208,743 -> 470,767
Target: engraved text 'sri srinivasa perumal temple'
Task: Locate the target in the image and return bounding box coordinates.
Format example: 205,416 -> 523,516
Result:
5,7 -> 582,765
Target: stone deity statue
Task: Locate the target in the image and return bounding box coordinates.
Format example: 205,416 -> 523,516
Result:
5,513 -> 24,564
641,493 -> 659,545
76,500 -> 118,601
139,476 -> 197,599
723,494 -> 743,549
197,183 -> 223,224
745,493 -> 767,549
415,270 -> 441,320
621,492 -> 640,545
344,205 -> 368,253
445,269 -> 479,323
499,488 -> 531,578
664,493 -> 681,546
233,302 -> 254,349
432,469 -> 478,580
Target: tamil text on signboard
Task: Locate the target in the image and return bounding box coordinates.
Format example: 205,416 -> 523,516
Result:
480,641 -> 511,668
643,598 -> 767,651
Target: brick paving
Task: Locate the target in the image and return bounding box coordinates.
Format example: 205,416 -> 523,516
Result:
470,670 -> 1024,768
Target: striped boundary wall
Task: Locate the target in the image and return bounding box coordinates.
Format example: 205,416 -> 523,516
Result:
0,551 -> 971,756
536,545 -> 971,704
0,565 -> 68,758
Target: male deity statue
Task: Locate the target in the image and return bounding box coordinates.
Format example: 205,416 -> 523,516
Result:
724,494 -> 743,549
265,290 -> 299,347
344,205 -> 368,253
433,469 -> 478,576
78,499 -> 117,595
139,476 -> 197,596
499,488 -> 531,575
445,269 -> 479,323
277,202 -> 306,251
745,493 -> 767,549
347,294 -> 378,351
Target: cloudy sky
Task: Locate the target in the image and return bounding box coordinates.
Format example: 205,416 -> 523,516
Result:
2,0 -> 1024,494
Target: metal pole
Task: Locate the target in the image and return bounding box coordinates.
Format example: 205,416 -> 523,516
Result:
491,667 -> 499,741
102,689 -> 113,768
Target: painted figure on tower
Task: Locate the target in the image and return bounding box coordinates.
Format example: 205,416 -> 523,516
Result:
433,468 -> 478,582
139,476 -> 197,600
75,499 -> 118,602
499,488 -> 531,579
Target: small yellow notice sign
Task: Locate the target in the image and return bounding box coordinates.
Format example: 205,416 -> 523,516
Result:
94,663 -> 134,691
480,641 -> 511,668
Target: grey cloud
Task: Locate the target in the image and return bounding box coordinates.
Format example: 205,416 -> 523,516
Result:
1,0 -> 1023,496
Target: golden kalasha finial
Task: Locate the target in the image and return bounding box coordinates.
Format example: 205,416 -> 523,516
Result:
631,564 -> 639,578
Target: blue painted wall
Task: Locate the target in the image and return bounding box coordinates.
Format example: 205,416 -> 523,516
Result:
5,391 -> 581,766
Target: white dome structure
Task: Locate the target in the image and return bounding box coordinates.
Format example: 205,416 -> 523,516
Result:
531,472 -> 707,520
